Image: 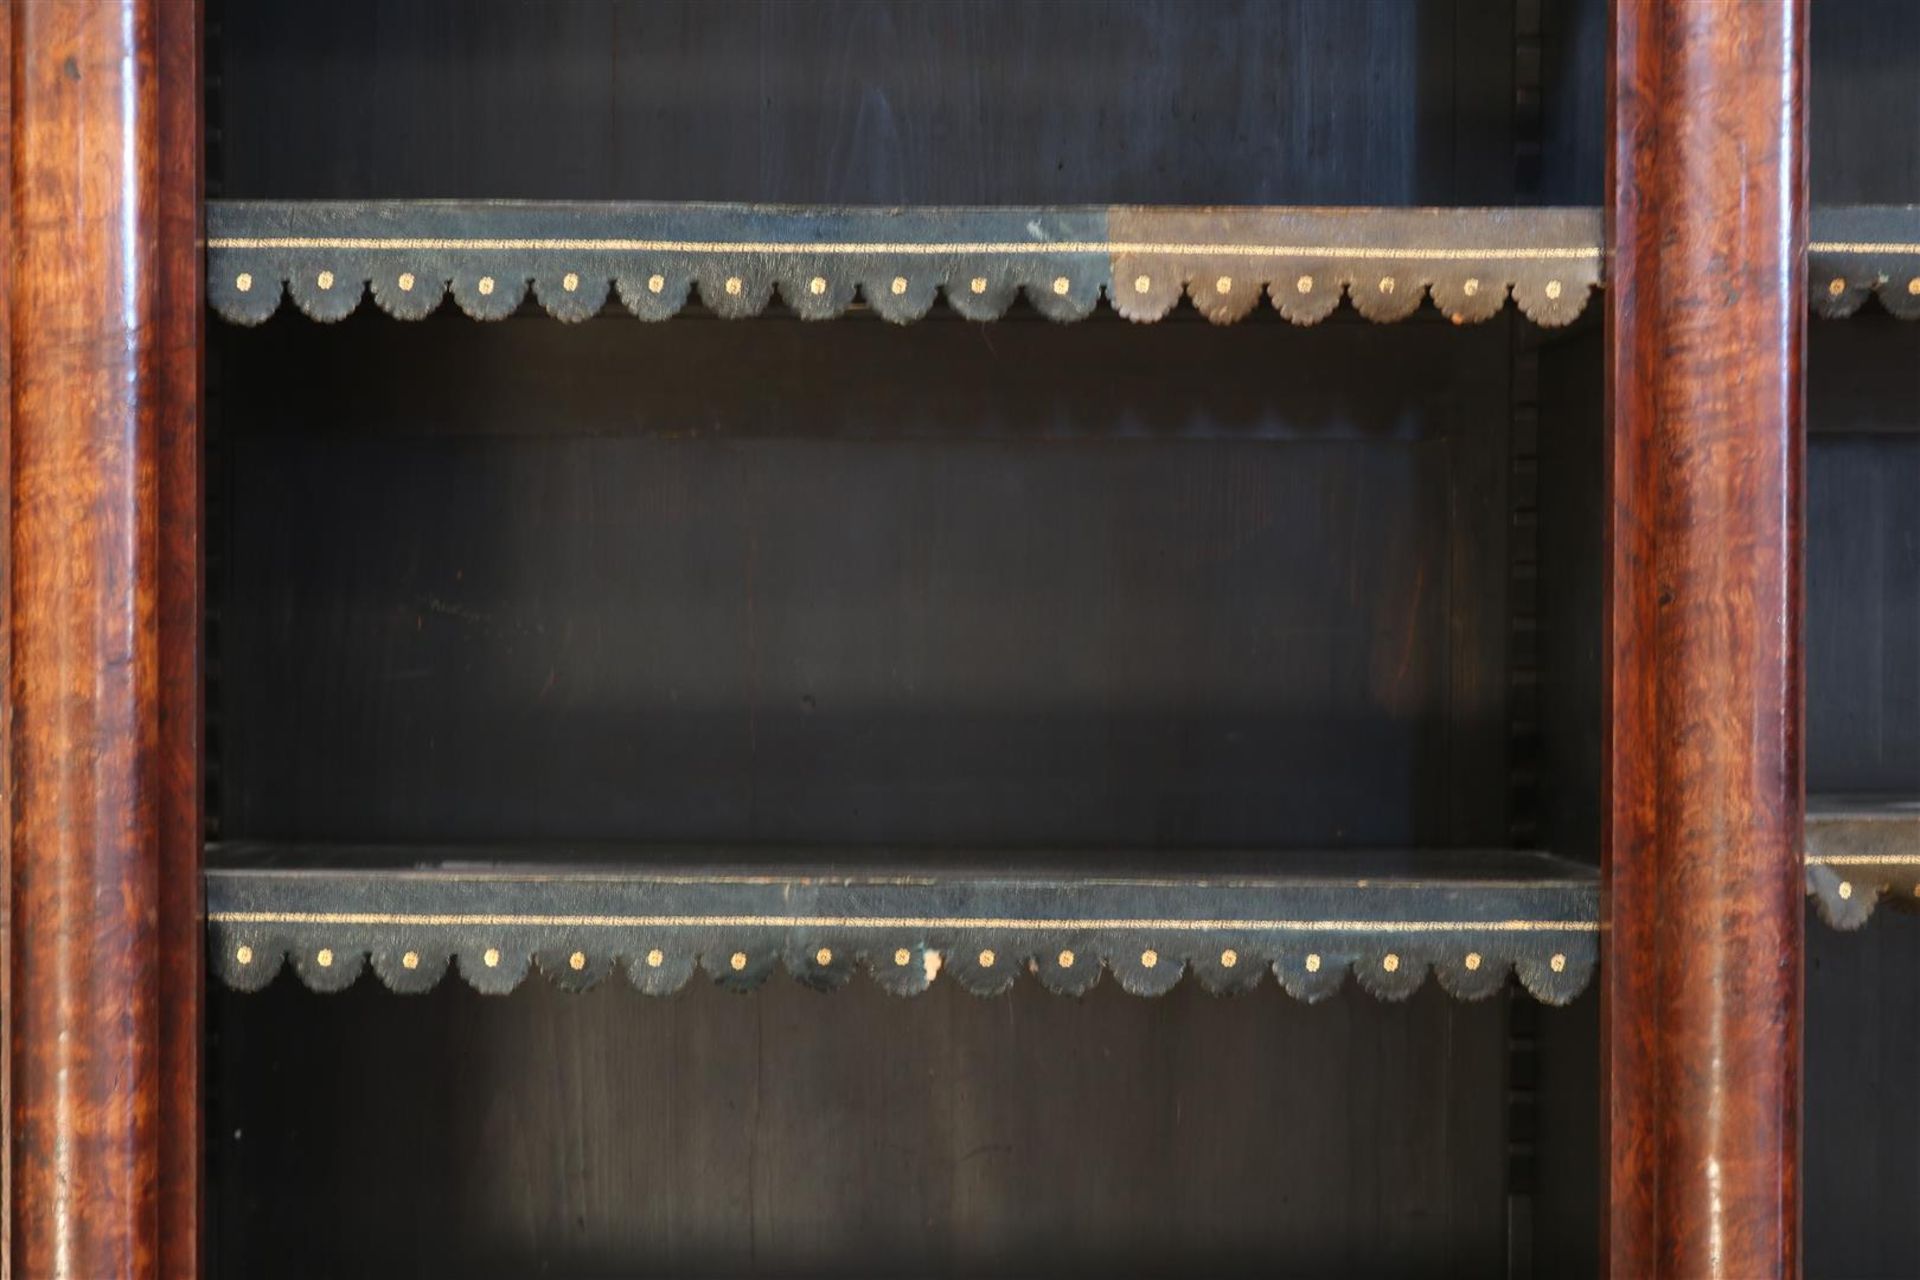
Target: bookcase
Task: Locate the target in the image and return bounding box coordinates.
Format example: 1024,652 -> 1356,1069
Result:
4,1 -> 1912,1276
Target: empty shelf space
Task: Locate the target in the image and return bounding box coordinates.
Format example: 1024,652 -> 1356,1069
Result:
205,844 -> 1599,1004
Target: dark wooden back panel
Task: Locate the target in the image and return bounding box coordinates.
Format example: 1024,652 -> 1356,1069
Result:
217,0 -> 1518,206
1811,0 -> 1920,202
211,975 -> 1517,1280
1806,321 -> 1920,795
213,312 -> 1514,852
1802,0 -> 1920,1270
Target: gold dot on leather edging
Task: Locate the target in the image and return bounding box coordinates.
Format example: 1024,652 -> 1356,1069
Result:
1464,952 -> 1482,972
316,948 -> 334,968
815,947 -> 833,966
1295,274 -> 1314,294
808,276 -> 827,296
402,951 -> 420,971
729,951 -> 748,971
1550,954 -> 1567,974
894,948 -> 912,967
647,273 -> 666,294
235,272 -> 254,292
1838,880 -> 1854,900
483,947 -> 501,968
235,944 -> 254,965
969,277 -> 988,295
1140,948 -> 1159,969
398,272 -> 416,292
1215,276 -> 1233,294
1052,276 -> 1070,296
317,270 -> 335,290
891,276 -> 908,295
1828,277 -> 1847,297
1220,948 -> 1238,969
1909,277 -> 1920,296
1382,953 -> 1400,973
978,948 -> 997,969
478,276 -> 496,296
1133,274 -> 1151,294
568,951 -> 587,971
646,948 -> 664,969
1057,949 -> 1075,969
724,277 -> 743,296
562,271 -> 580,292
1305,953 -> 1321,973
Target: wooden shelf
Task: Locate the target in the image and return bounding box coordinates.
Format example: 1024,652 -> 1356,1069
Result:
1811,205 -> 1920,318
204,201 -> 1920,329
205,845 -> 1600,1004
1806,795 -> 1920,928
204,802 -> 1920,1002
206,201 -> 1604,327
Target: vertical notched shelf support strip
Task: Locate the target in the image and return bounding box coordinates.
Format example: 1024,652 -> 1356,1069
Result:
8,1 -> 201,1274
1605,1 -> 1806,1276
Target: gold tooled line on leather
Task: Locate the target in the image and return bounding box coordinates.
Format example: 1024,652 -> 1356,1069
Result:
210,909 -> 1597,932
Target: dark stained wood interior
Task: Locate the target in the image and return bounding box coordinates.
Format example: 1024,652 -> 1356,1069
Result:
215,0 -> 1526,206
212,312 -> 1519,852
201,4 -> 1613,1276
183,0 -> 1917,1276
1801,0 -> 1920,1271
213,975 -> 1515,1280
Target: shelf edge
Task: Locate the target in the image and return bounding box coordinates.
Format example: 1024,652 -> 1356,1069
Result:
205,202 -> 1605,329
204,855 -> 1600,1004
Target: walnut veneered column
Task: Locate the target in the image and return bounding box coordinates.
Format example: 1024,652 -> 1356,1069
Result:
1604,1 -> 1806,1276
8,1 -> 201,1276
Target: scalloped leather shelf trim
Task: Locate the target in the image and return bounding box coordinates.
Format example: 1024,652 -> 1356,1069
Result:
205,846 -> 1601,1004
1805,795 -> 1920,928
1809,204 -> 1920,318
205,201 -> 1606,327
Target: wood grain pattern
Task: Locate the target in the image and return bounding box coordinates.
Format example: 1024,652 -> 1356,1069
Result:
155,1 -> 203,1275
1604,1 -> 1806,1275
0,3 -> 13,1270
9,1 -> 163,1276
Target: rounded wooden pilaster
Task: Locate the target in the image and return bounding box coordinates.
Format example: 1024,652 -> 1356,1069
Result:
1605,1 -> 1806,1275
7,1 -> 197,1274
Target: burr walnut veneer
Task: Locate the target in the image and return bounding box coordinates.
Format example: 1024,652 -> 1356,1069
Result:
5,0 -> 1899,1275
